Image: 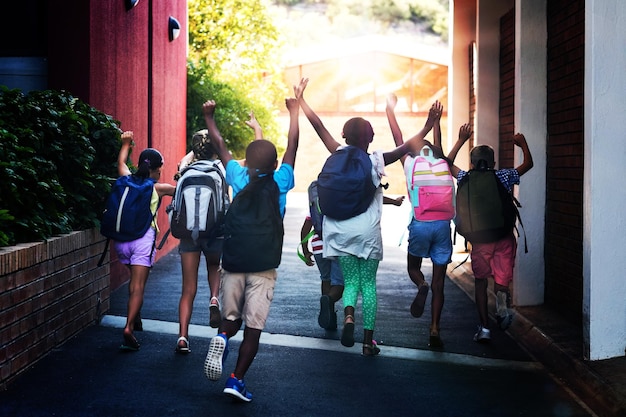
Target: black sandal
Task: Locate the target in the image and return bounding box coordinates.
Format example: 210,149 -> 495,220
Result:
341,315 -> 355,347
362,341 -> 381,356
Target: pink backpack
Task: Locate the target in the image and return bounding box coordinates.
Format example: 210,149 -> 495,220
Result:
406,146 -> 455,221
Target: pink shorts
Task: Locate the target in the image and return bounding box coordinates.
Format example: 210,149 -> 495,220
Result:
470,234 -> 517,287
113,228 -> 156,267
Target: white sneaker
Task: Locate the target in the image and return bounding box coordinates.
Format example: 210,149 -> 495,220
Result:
204,333 -> 228,381
473,325 -> 491,343
496,291 -> 514,330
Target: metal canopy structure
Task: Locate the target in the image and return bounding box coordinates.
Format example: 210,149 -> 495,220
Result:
283,35 -> 448,114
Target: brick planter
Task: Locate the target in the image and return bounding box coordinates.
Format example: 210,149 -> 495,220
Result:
0,228 -> 110,388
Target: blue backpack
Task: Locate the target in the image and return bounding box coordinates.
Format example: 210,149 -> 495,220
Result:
100,175 -> 157,242
317,146 -> 376,220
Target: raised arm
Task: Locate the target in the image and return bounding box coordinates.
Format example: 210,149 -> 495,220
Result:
386,93 -> 403,146
117,131 -> 133,177
382,103 -> 439,166
385,93 -> 409,165
202,100 -> 233,165
513,133 -> 534,176
295,78 -> 341,153
281,97 -> 300,168
432,101 -> 443,149
245,111 -> 263,140
447,123 -> 472,177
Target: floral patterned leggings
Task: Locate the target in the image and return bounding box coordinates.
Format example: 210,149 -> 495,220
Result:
338,255 -> 380,331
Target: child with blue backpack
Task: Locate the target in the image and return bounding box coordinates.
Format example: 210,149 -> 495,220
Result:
108,131 -> 175,351
296,77 -> 438,356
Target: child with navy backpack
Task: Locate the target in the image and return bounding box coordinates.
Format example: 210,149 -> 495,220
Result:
447,130 -> 534,343
296,77 -> 438,356
201,96 -> 300,403
102,131 -> 175,351
299,181 -> 404,331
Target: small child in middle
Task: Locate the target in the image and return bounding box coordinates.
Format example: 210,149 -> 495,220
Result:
296,77 -> 438,356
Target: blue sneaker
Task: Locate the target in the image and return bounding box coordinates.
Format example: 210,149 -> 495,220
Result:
204,333 -> 228,381
223,374 -> 253,402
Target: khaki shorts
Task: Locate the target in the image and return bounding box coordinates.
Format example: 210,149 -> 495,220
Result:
220,268 -> 277,330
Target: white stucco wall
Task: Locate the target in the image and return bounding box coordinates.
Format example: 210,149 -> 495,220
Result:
583,0 -> 626,360
513,0 -> 546,306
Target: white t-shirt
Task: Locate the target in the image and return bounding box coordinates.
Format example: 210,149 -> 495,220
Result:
322,149 -> 386,261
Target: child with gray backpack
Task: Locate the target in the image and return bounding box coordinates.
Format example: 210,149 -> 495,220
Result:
170,129 -> 230,354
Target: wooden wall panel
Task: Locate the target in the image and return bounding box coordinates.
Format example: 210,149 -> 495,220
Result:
149,0 -> 188,256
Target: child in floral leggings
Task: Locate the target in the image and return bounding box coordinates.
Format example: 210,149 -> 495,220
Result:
295,77 -> 437,355
338,257 -> 379,352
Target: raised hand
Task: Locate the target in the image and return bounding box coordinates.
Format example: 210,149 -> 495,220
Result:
513,133 -> 527,147
202,100 -> 216,117
245,111 -> 261,130
293,77 -> 309,100
458,123 -> 473,143
386,93 -> 398,110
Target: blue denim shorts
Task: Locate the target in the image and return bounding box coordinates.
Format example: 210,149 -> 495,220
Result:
313,253 -> 344,286
407,219 -> 452,265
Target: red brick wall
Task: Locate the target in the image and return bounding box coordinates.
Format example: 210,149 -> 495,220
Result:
0,229 -> 109,388
545,0 -> 585,323
499,8 -> 515,168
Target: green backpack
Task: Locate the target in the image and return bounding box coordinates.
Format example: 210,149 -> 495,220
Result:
454,169 -> 524,245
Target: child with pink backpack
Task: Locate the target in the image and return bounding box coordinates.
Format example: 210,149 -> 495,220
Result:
386,95 -> 471,349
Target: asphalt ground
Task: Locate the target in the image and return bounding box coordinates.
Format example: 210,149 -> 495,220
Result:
0,193 -> 602,416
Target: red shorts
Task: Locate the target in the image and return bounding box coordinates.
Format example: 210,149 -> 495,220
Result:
470,234 -> 517,287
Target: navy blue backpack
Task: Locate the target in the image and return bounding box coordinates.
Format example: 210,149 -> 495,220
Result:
100,175 -> 157,242
317,146 -> 376,220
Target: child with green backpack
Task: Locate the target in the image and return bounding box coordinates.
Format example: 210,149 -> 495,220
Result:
447,131 -> 534,343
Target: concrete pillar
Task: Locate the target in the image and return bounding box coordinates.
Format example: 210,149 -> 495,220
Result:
513,0 -> 546,306
583,0 -> 626,360
448,0 -> 475,163
475,0 -> 513,153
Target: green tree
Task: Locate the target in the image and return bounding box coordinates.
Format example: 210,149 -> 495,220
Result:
187,0 -> 287,154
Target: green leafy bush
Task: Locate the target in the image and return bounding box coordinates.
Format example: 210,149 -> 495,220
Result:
0,87 -> 121,246
186,62 -> 283,158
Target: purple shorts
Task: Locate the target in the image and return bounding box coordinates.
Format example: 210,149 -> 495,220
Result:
470,234 -> 517,287
113,228 -> 157,267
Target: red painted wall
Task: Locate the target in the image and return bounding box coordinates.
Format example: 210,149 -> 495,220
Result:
46,0 -> 188,289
